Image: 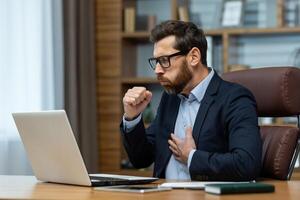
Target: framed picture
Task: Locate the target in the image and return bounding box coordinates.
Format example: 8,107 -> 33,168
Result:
221,0 -> 244,27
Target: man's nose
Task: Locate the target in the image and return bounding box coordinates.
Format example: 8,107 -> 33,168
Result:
154,63 -> 164,74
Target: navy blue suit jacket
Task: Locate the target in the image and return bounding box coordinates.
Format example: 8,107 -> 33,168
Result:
121,73 -> 262,181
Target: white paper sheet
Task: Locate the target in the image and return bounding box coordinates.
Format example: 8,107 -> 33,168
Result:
160,181 -> 251,189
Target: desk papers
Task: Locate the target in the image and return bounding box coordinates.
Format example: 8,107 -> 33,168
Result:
160,181 -> 251,189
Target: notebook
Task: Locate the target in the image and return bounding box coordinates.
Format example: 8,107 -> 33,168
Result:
12,110 -> 158,187
204,182 -> 275,195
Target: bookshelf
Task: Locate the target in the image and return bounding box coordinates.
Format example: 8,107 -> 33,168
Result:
95,0 -> 300,174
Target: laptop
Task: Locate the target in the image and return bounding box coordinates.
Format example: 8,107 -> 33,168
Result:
12,110 -> 158,187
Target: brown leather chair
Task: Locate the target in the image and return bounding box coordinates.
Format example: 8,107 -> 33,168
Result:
222,67 -> 300,180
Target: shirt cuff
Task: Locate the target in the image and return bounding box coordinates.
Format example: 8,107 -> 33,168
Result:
187,149 -> 196,169
122,114 -> 142,133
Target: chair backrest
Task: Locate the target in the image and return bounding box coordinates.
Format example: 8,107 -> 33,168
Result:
222,67 -> 300,180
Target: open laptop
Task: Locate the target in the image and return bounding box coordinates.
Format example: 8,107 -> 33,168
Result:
12,110 -> 157,187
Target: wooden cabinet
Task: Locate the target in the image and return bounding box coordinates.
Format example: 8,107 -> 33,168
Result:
95,0 -> 300,173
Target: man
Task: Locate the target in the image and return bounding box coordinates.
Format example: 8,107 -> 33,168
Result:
121,20 -> 262,181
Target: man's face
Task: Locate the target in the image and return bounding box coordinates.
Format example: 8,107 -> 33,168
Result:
153,36 -> 192,94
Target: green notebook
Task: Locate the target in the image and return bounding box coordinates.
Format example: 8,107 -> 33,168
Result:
204,182 -> 275,195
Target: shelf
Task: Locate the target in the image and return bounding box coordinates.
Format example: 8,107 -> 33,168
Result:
121,30 -> 223,39
122,77 -> 158,84
204,29 -> 223,36
204,27 -> 300,36
222,26 -> 300,35
122,31 -> 149,39
121,27 -> 300,40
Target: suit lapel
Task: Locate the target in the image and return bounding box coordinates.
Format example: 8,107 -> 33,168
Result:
169,96 -> 181,133
193,97 -> 214,144
193,73 -> 222,145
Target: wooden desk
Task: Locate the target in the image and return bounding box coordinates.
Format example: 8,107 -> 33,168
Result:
0,175 -> 299,200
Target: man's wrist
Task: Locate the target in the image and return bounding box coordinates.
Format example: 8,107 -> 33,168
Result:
122,114 -> 142,133
124,113 -> 140,121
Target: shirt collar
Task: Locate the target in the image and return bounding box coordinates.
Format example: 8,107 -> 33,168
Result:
178,68 -> 214,103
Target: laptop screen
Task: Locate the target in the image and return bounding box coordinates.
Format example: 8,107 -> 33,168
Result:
12,110 -> 157,187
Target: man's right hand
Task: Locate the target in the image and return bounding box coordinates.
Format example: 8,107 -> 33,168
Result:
123,87 -> 152,120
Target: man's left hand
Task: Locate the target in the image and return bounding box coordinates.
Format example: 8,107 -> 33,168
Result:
168,127 -> 196,164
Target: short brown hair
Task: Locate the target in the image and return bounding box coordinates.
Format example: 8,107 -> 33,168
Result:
150,20 -> 207,66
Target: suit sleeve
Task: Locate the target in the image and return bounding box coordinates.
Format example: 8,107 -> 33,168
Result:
120,93 -> 166,169
189,86 -> 262,181
120,119 -> 155,168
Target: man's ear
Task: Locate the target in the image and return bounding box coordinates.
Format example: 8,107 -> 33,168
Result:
188,47 -> 201,67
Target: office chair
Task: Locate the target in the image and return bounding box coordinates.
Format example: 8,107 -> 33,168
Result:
222,67 -> 300,180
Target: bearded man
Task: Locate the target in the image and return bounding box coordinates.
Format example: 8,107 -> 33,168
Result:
120,20 -> 262,181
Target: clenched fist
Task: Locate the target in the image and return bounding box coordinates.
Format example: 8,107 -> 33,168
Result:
123,87 -> 152,120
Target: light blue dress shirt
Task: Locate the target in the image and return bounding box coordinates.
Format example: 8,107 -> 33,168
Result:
123,68 -> 214,180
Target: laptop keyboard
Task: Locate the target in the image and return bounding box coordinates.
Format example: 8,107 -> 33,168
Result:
90,176 -> 131,186
89,174 -> 158,186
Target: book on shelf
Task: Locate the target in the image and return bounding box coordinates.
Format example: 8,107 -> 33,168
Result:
178,6 -> 190,22
206,36 -> 213,68
298,2 -> 300,26
124,7 -> 136,32
205,182 -> 275,195
221,0 -> 244,27
136,15 -> 148,31
284,0 -> 300,27
147,15 -> 157,31
136,15 -> 157,31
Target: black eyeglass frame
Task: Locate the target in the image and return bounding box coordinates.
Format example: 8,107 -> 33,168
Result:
148,50 -> 189,70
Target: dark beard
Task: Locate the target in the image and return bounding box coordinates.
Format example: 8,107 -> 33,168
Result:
157,61 -> 192,94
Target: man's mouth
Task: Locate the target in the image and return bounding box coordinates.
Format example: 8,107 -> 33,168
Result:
157,79 -> 169,85
157,76 -> 167,82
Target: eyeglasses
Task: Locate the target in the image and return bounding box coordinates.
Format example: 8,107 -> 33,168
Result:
148,50 -> 188,70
